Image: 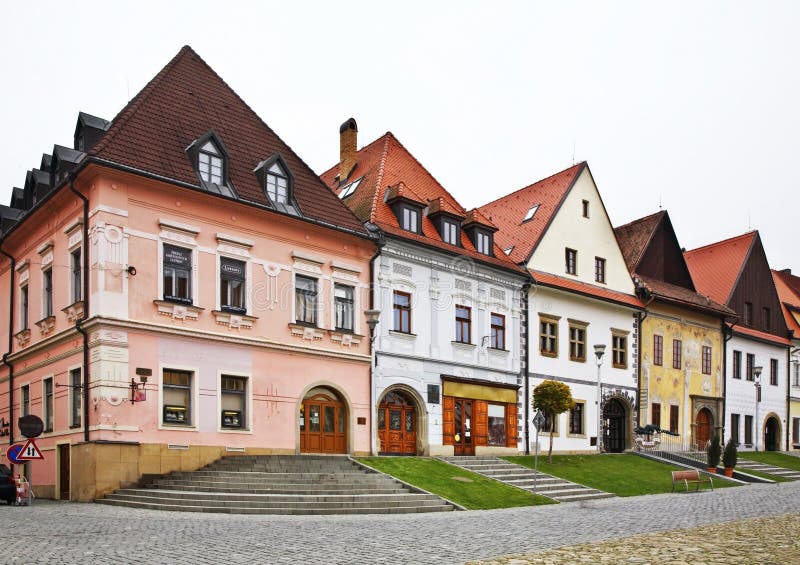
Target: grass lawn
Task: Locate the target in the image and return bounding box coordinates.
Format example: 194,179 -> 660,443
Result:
739,451 -> 800,472
357,457 -> 556,510
504,454 -> 739,496
739,468 -> 791,482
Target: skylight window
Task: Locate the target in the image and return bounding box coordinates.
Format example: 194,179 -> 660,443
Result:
523,204 -> 539,222
504,246 -> 514,256
339,178 -> 362,199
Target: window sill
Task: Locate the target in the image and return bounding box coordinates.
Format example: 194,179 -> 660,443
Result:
158,423 -> 198,431
36,315 -> 57,336
540,351 -> 558,358
62,301 -> 85,323
69,424 -> 81,430
154,300 -> 203,321
488,347 -> 509,354
452,341 -> 476,348
14,328 -> 31,347
289,323 -> 325,341
569,356 -> 586,363
389,330 -> 417,340
218,428 -> 253,434
212,310 -> 257,329
330,330 -> 364,348
612,365 -> 627,370
567,433 -> 587,439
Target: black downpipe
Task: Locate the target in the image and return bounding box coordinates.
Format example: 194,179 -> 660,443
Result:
367,231 -> 384,456
722,321 -> 735,443
68,177 -> 90,443
637,308 -> 648,427
0,243 -> 15,453
787,346 -> 793,452
522,281 -> 531,455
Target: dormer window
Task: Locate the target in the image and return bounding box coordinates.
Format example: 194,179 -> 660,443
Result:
254,154 -> 300,216
199,141 -> 223,185
441,218 -> 460,245
402,206 -> 419,232
475,231 -> 491,255
267,161 -> 289,204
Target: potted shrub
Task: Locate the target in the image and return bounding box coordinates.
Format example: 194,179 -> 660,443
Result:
723,437 -> 738,477
706,434 -> 722,473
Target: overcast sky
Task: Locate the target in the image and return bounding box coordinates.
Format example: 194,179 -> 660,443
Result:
1,1 -> 797,272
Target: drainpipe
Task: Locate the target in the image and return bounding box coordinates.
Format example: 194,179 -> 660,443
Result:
522,279 -> 532,455
787,344 -> 793,452
722,320 -> 735,444
637,308 -> 648,428
68,176 -> 90,443
0,242 -> 15,456
367,229 -> 384,456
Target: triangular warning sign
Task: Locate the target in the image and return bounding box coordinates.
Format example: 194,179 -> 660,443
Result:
17,438 -> 44,461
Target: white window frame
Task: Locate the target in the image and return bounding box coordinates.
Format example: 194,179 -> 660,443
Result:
217,371 -> 253,433
68,364 -> 82,428
19,282 -> 29,331
476,231 -> 491,255
158,364 -> 200,431
41,266 -> 54,319
293,272 -> 321,327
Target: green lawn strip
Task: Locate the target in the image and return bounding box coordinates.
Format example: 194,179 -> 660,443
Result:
738,468 -> 791,482
357,457 -> 556,510
739,451 -> 800,471
503,454 -> 739,496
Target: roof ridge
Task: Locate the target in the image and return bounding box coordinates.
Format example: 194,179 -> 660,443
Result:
369,134 -> 392,224
684,230 -> 758,256
479,161 -> 586,210
614,209 -> 665,232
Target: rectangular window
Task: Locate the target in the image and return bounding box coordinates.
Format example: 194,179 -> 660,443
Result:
442,220 -> 459,245
651,402 -> 661,427
612,333 -> 627,369
163,244 -> 192,304
221,375 -> 247,429
20,284 -> 29,331
487,404 -> 506,446
673,339 -> 682,370
744,302 -> 753,326
669,405 -> 679,434
476,231 -> 491,255
402,207 -> 419,232
334,284 -> 355,332
565,248 -> 577,275
569,403 -> 584,435
746,353 -> 755,381
594,257 -> 606,283
793,418 -> 800,445
70,248 -> 82,304
220,257 -> 246,313
770,358 -> 778,386
21,384 -> 29,416
702,346 -> 712,375
294,275 -> 318,325
43,377 -> 53,432
794,361 -> 800,387
744,415 -> 753,445
490,313 -> 505,350
163,370 -> 193,426
539,317 -> 558,357
762,307 -> 770,330
455,305 -> 471,344
393,291 -> 411,333
733,350 -> 742,379
541,410 -> 558,434
582,199 -> 589,218
568,324 -> 586,362
731,413 -> 740,445
42,268 -> 53,318
70,368 -> 81,428
653,335 -> 663,366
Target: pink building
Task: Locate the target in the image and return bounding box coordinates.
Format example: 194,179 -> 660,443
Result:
0,46 -> 376,501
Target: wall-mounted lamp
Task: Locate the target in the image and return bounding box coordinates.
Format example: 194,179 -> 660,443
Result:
130,368 -> 151,404
364,309 -> 381,342
127,265 -> 137,276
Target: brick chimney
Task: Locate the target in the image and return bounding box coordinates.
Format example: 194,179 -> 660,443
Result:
339,118 -> 358,183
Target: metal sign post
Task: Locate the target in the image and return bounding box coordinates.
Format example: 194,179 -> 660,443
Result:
16,414 -> 45,506
533,410 -> 545,495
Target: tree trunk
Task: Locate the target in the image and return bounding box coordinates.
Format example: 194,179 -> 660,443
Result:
548,428 -> 555,463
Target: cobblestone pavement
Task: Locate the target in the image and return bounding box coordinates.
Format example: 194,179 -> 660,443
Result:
471,514 -> 800,564
2,481 -> 799,564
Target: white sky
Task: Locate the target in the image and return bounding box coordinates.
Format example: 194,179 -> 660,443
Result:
1,1 -> 797,272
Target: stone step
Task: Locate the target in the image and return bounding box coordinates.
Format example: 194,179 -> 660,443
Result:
107,491 -> 447,508
146,483 -> 408,495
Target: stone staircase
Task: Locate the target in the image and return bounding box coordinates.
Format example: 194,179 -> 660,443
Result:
441,456 -> 614,503
736,458 -> 800,481
96,455 -> 456,515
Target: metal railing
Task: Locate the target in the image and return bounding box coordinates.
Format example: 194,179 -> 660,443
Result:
633,427 -> 708,467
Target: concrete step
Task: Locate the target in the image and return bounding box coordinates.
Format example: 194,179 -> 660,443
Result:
146,484 -> 408,495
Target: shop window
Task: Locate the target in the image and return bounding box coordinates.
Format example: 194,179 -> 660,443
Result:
70,368 -> 81,428
455,305 -> 471,344
569,402 -> 584,435
393,291 -> 411,333
488,404 -> 506,446
43,377 -> 53,432
294,275 -> 318,325
490,313 -> 505,349
334,284 -> 354,332
221,375 -> 247,429
220,257 -> 246,313
163,370 -> 193,426
163,244 -> 193,304
673,339 -> 682,370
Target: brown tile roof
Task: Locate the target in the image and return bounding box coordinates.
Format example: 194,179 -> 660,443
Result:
531,270 -> 644,309
733,324 -> 792,346
320,133 -> 524,275
477,163 -> 585,264
684,231 -> 757,305
637,275 -> 734,318
614,211 -> 665,273
89,46 -> 365,234
772,269 -> 800,336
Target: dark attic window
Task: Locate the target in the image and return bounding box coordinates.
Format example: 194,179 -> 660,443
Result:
186,131 -> 236,198
254,153 -> 301,216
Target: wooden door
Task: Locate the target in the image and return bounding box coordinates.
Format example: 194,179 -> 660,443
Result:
58,444 -> 70,500
604,399 -> 625,453
453,398 -> 475,456
378,391 -> 417,455
299,393 -> 346,454
695,408 -> 712,450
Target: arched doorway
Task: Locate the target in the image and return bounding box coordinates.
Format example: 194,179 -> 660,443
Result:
378,390 -> 417,455
695,408 -> 712,450
299,387 -> 347,454
765,417 -> 780,451
603,399 -> 626,453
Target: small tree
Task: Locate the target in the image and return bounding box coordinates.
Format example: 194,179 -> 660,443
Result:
533,380 -> 574,463
706,434 -> 722,470
723,437 -> 738,469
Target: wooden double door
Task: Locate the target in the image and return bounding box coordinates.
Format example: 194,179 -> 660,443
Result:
453,398 -> 476,456
299,392 -> 347,454
603,399 -> 626,453
695,408 -> 712,450
378,391 -> 417,455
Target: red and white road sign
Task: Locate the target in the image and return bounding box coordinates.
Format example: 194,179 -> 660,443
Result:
17,438 -> 44,461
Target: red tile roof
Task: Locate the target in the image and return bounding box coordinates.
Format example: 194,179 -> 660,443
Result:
89,46 -> 366,234
614,211 -> 665,273
320,133 -> 524,274
428,196 -> 465,219
477,163 -> 585,264
637,275 -> 734,318
683,231 -> 756,305
531,270 -> 644,309
772,269 -> 800,336
733,324 -> 792,346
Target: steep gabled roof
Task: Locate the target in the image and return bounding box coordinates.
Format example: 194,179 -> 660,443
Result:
477,163 -> 585,264
614,210 -> 665,273
773,269 -> 800,336
88,46 -> 365,234
320,132 -> 524,274
684,231 -> 757,305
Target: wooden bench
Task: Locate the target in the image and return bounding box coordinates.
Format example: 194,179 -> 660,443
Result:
671,469 -> 713,492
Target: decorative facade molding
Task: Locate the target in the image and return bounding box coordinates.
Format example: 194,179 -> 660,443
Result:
154,300 -> 203,321
212,310 -> 257,329
62,301 -> 85,323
